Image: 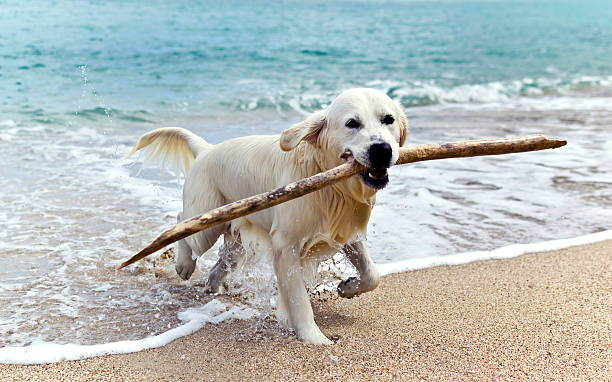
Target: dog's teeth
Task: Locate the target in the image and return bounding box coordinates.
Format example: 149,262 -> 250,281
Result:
367,169 -> 388,180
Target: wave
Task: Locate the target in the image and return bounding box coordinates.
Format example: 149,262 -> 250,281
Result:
225,74 -> 612,114
2,229 -> 610,365
72,107 -> 154,123
371,75 -> 612,106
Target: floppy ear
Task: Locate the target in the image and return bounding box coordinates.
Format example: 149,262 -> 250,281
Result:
397,107 -> 409,147
280,110 -> 327,151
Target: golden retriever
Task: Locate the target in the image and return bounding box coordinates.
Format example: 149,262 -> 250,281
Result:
126,88 -> 408,344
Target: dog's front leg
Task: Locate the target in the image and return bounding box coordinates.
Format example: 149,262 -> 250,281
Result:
273,246 -> 333,345
337,240 -> 380,298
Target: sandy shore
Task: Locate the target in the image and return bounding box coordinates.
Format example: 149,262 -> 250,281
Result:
1,240 -> 611,381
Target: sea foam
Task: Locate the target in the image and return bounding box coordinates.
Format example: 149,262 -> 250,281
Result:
377,230 -> 612,276
0,299 -> 258,365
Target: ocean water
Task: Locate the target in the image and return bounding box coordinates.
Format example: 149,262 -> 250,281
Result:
1,0 -> 612,357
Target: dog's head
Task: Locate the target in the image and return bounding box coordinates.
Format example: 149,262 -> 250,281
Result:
280,88 -> 408,198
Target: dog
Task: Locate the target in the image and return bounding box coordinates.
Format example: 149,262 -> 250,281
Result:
126,88 -> 408,344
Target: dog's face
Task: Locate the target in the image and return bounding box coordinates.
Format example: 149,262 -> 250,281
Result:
280,88 -> 408,194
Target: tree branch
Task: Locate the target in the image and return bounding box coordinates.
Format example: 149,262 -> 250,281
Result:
119,134 -> 566,269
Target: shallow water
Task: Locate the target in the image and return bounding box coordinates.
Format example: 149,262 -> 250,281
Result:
1,0 -> 611,350
2,94 -> 611,347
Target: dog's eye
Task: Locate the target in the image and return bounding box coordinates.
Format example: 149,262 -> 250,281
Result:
382,114 -> 395,125
345,118 -> 361,129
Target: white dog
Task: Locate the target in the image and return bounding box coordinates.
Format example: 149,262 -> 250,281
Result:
126,88 -> 407,344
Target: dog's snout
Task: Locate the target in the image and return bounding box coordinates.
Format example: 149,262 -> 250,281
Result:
368,142 -> 393,168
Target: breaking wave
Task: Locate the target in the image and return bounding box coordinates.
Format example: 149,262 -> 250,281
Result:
225,75 -> 612,114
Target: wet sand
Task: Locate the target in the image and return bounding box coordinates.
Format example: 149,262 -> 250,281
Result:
1,240 -> 610,381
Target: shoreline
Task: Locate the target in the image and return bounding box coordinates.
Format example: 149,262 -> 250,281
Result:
2,230 -> 611,365
1,239 -> 610,381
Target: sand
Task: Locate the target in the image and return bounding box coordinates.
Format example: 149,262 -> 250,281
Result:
1,240 -> 610,381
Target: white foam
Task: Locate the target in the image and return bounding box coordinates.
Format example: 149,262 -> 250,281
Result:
0,119 -> 17,127
365,75 -> 612,108
0,299 -> 258,365
377,229 -> 612,276
430,95 -> 612,112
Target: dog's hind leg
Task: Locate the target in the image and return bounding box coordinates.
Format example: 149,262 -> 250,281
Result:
175,212 -> 226,280
337,240 -> 380,299
175,212 -> 198,280
206,236 -> 245,293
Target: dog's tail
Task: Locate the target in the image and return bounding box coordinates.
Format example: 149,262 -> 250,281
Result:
123,127 -> 211,176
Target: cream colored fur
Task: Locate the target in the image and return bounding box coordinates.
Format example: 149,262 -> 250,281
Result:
127,88 -> 408,344
124,127 -> 210,176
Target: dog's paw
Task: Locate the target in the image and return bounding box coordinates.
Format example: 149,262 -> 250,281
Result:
175,257 -> 197,280
204,283 -> 222,295
296,328 -> 334,345
205,274 -> 225,294
337,277 -> 361,299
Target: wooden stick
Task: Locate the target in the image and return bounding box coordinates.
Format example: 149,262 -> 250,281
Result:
119,134 -> 566,269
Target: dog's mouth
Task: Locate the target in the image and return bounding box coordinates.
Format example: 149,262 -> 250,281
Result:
361,168 -> 389,190
341,150 -> 390,190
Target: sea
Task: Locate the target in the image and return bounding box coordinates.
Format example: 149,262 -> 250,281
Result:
1,0 -> 611,363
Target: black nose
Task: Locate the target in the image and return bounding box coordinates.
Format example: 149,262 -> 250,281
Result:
368,142 -> 392,168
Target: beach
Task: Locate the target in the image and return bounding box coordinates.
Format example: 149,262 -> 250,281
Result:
2,0 -> 612,377
2,0 -> 612,348
2,240 -> 609,381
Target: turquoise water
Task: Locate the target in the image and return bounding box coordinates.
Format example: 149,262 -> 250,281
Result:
2,0 -> 612,121
1,1 -> 612,347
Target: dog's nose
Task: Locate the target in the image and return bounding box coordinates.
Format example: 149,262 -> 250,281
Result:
368,142 -> 393,168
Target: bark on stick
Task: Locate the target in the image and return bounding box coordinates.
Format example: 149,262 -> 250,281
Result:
119,134 -> 566,269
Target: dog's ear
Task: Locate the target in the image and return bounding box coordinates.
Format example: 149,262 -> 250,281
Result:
280,110 -> 327,151
397,107 -> 409,147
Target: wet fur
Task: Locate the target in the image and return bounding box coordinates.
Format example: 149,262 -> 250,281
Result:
126,88 -> 408,344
